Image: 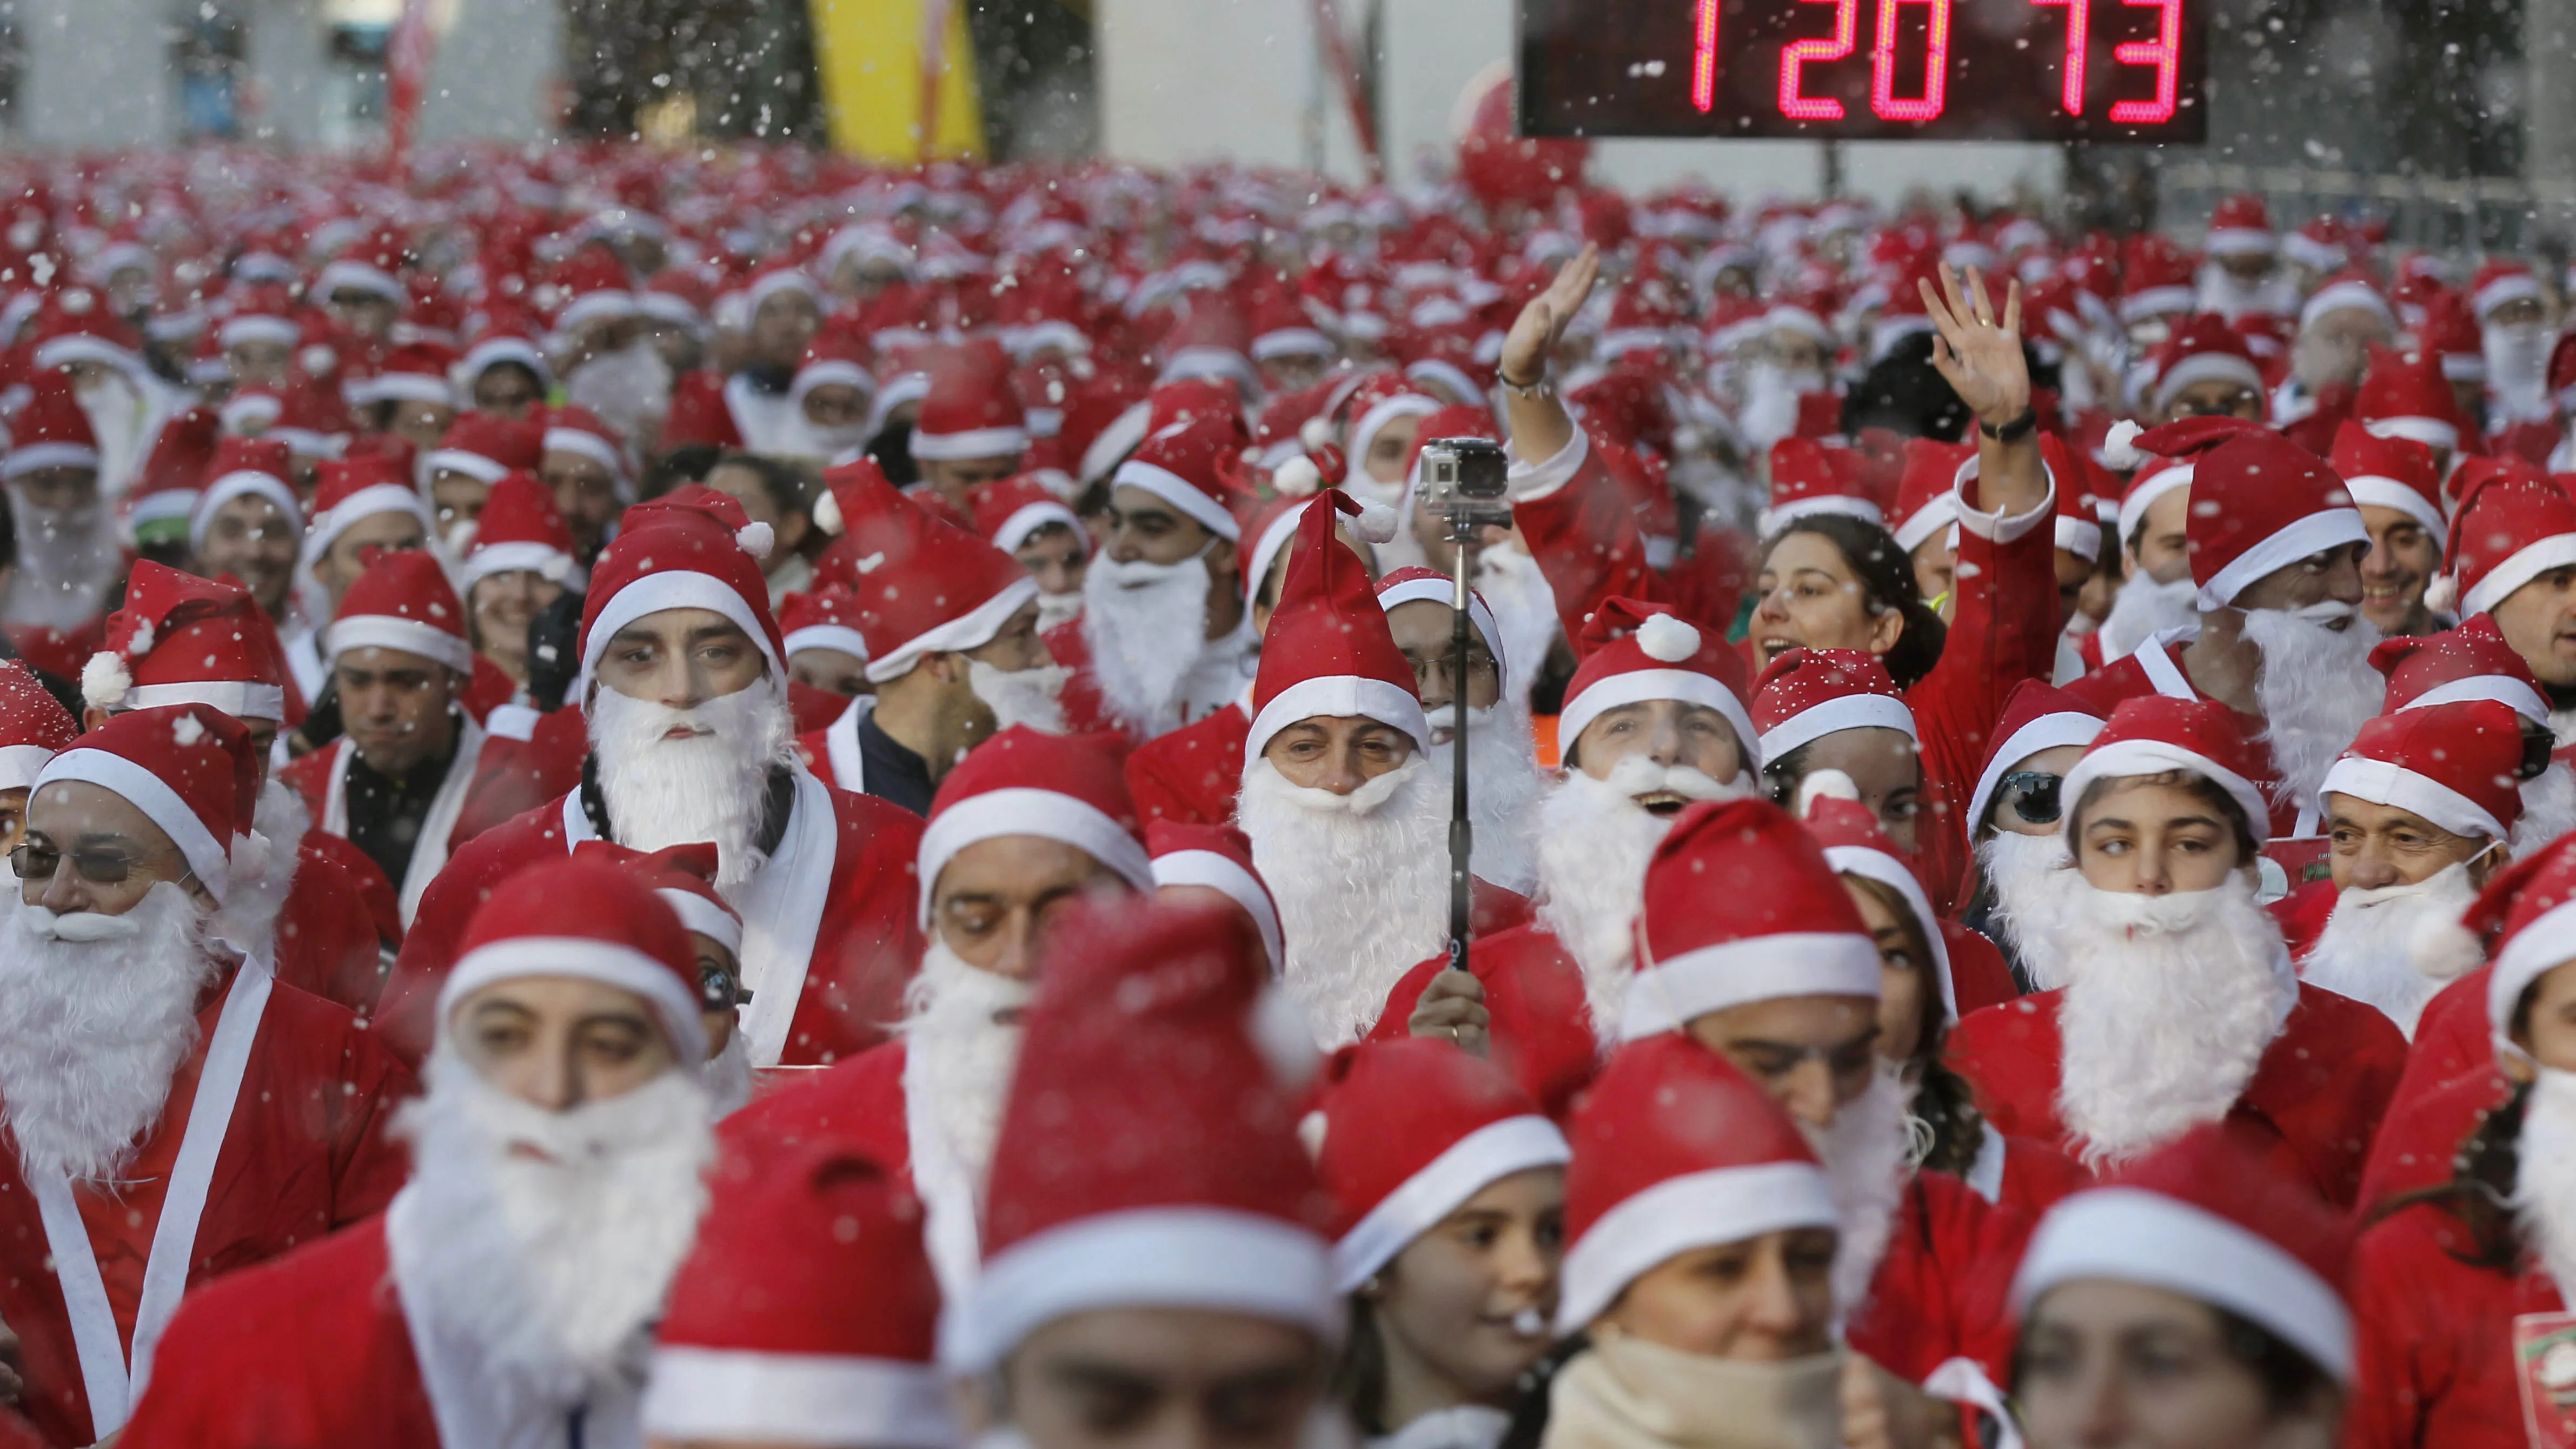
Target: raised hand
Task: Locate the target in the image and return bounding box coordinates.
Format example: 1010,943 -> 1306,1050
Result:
1918,262 -> 2030,429
1498,242 -> 1602,387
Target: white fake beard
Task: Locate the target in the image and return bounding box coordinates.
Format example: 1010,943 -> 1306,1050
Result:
1080,551 -> 1214,735
2095,571 -> 2199,660
2242,603 -> 2384,812
589,674 -> 795,892
2055,877 -> 2295,1169
2517,1069 -> 2576,1300
1034,588 -> 1084,633
1535,758 -> 1750,1032
5,494 -> 122,630
700,1028 -> 755,1119
565,338 -> 673,442
968,660 -> 1071,735
2302,861 -> 2481,1038
1976,830 -> 2086,990
794,418 -> 873,461
899,936 -> 1031,1189
1239,754 -> 1451,1047
0,883 -> 215,1184
1807,1064 -> 1913,1319
2518,764 -> 2576,859
1425,701 -> 1545,896
394,1057 -> 713,1401
1739,362 -> 1825,454
2487,321 -> 2553,418
1475,544 -> 1564,714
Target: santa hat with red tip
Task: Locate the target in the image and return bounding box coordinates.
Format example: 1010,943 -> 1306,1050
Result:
2318,700 -> 2525,845
1147,819 -> 1283,978
2355,347 -> 2468,455
643,1140 -> 952,1446
2370,616 -> 2550,723
812,458 -> 1037,683
1309,1039 -> 1570,1293
3,368 -> 99,479
1759,436 -> 1880,534
2299,268 -> 2394,334
1968,680 -> 2106,834
626,483 -> 779,561
437,859 -> 706,1062
1558,597 -> 1758,774
972,474 -> 1085,556
460,470 -> 582,593
541,404 -> 633,501
918,726 -> 1154,923
2037,434 -> 2108,562
2149,314 -> 2266,415
423,409 -> 546,488
1339,371 -> 1442,488
327,549 -> 474,675
1621,796 -> 1881,1042
2445,462 -> 2576,619
2126,415 -> 2368,612
2014,1126 -> 2354,1381
1113,413 -> 1254,543
2202,193 -> 2276,258
1557,1031 -> 1836,1331
0,659 -> 78,793
942,896 -> 1337,1373
36,703 -> 258,903
303,451 -> 431,566
1889,438 -> 1974,552
84,562 -> 289,721
778,585 -> 871,666
188,433 -> 300,555
2062,695 -> 2273,848
1375,564 -> 1510,690
1247,491 -> 1429,762
1799,781 -> 1956,1020
572,839 -> 744,960
579,505 -> 786,688
2328,418 -> 2444,544
911,340 -> 1029,463
1750,647 -> 1916,763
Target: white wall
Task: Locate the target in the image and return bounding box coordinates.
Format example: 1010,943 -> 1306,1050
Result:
18,0 -> 175,148
1096,0 -> 1370,176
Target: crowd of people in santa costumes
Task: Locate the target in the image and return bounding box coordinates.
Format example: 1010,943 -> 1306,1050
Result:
30,86 -> 2576,1447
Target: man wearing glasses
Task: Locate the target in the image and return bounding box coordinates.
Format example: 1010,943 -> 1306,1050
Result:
1376,567 -> 1542,897
0,704 -> 413,1446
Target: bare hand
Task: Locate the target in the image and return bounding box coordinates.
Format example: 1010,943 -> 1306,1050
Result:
1498,244 -> 1602,387
1409,970 -> 1491,1058
1918,263 -> 2030,430
1841,1355 -> 1963,1449
0,1313 -> 21,1407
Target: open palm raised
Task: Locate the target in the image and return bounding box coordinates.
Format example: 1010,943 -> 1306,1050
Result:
1917,262 -> 2030,429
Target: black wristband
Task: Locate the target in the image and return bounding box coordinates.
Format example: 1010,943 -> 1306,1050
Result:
1979,406 -> 2039,442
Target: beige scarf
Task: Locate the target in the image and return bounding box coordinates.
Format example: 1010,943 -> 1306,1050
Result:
1542,1335 -> 1845,1449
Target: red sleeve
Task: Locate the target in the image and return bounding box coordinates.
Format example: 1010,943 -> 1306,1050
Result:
1510,431 -> 1689,639
271,847 -> 394,1016
662,369 -> 745,451
321,1009 -> 417,1224
788,792 -> 929,1065
2341,1212 -> 2465,1449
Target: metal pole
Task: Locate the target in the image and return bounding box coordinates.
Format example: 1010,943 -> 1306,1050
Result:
1446,516 -> 1475,971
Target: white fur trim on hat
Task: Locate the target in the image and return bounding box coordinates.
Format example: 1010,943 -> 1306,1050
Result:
747,269 -> 823,310
2196,507 -> 2369,613
327,614 -> 475,674
2300,281 -> 2394,334
1375,575 -> 1508,683
1111,458 -> 1241,542
1758,494 -> 1884,536
316,258 -> 404,304
2013,1187 -> 2352,1382
2153,351 -> 2266,414
363,371 -> 459,409
2492,896 -> 2576,1040
3,442 -> 101,480
1252,327 -> 1335,362
2477,272 -> 2545,320
1618,930 -> 1884,1042
1332,1115 -> 1570,1293
910,423 -> 1031,463
918,785 -> 1156,923
439,936 -> 707,1064
216,315 -> 300,350
2117,463 -> 2194,549
189,470 -> 302,553
2062,738 -> 2271,848
463,540 -> 581,594
1635,614 -> 1700,663
543,426 -> 628,480
2462,531 -> 2576,619
1559,670 -> 1760,775
1823,843 -> 1955,1021
2400,674 -> 2552,727
1244,501 -> 1312,604
1556,1161 -> 1837,1332
1755,693 -> 1917,762
2203,228 -> 2276,260
0,743 -> 54,793
1894,496 -> 1958,553
658,889 -> 745,958
784,623 -> 872,662
35,746 -> 230,902
1347,395 -> 1442,482
2318,755 -> 2505,844
940,1207 -> 1337,1373
2342,476 -> 2447,545
1080,400 -> 1155,486
864,575 -> 1039,685
555,289 -> 638,333
119,681 -> 287,722
1245,676 -> 1432,762
993,500 -> 1083,556
2363,416 -> 2460,455
641,1347 -> 953,1448
422,447 -> 512,486
581,570 -> 781,686
2056,515 -> 2104,562
1967,711 -> 2104,837
463,337 -> 552,388
1152,848 -> 1284,977
2118,285 -> 2196,324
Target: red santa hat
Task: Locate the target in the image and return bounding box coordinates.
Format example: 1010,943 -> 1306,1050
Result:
460,311 -> 553,391
2448,462 -> 2576,618
579,501 -> 785,686
1338,373 -> 1440,482
541,404 -> 633,500
572,839 -> 745,959
83,563 -> 289,721
2114,457 -> 2194,553
356,341 -> 460,410
2355,348 -> 2468,455
1112,413 -> 1253,542
436,859 -> 706,1062
2282,218 -> 2348,274
315,227 -> 410,304
2318,700 -> 2524,843
1760,436 -> 1881,534
2328,419 -> 2444,544
742,257 -> 824,315
2117,237 -> 2199,324
3,368 -> 99,480
779,585 -> 871,665
2369,616 -> 2550,724
303,453 -> 431,566
187,434 -> 300,556
1556,1032 -> 1835,1331
2039,435 -> 2108,562
1558,597 -> 1758,773
2202,193 -> 2276,258
2013,1127 -> 2353,1382
213,283 -> 301,351
1310,1039 -> 1570,1293
327,549 -> 475,674
1800,785 -> 1956,1020
1373,564 -> 1509,689
1967,680 -> 2106,835
460,470 -> 582,593
918,726 -> 1154,923
548,246 -> 635,333
1247,492 -> 1425,761
2061,695 -> 2272,848
0,659 -> 78,793
1622,797 -> 1881,1041
2149,314 -> 2266,415
1146,819 -> 1282,976
2123,416 -> 2367,612
788,329 -> 878,414
972,474 -> 1085,556
35,703 -> 258,903
941,898 -> 1336,1373
812,458 -> 1037,683
2472,259 -> 2545,321
911,341 -> 1030,463
26,287 -> 142,376
1750,647 -> 1916,763
643,1140 -> 952,1446
424,409 -> 546,488
2299,268 -> 2394,335
1889,438 -> 1973,552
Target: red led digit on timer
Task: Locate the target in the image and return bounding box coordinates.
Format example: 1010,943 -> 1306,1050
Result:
1869,0 -> 1951,119
1778,0 -> 1860,119
1693,0 -> 1721,110
2108,0 -> 2182,122
2031,0 -> 2088,112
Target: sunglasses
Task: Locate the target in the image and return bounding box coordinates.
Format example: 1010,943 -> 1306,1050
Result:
1997,771 -> 2065,826
10,841 -> 174,886
700,962 -> 752,1014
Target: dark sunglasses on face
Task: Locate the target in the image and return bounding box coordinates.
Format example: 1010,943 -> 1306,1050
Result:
1997,771 -> 2065,826
10,841 -> 170,886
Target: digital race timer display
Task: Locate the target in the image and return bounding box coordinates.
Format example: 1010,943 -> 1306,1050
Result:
1517,0 -> 2206,142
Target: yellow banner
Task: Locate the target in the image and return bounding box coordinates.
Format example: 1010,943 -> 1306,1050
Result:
807,0 -> 985,161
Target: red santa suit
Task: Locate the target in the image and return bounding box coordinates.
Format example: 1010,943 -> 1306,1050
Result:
1372,926 -> 1598,1121
2346,1200 -> 2557,1449
1126,688 -> 1251,826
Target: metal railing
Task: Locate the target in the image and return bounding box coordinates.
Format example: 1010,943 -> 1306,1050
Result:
2153,157 -> 2575,262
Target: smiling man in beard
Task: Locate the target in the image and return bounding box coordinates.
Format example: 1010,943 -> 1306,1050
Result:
116,860 -> 720,1448
381,488 -> 929,1074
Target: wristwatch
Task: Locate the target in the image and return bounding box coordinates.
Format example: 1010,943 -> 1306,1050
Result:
1499,370 -> 1554,400
1979,406 -> 2039,442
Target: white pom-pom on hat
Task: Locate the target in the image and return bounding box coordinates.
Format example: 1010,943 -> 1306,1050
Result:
1247,983 -> 1319,1091
1795,768 -> 1862,817
81,652 -> 131,712
1635,612 -> 1701,663
812,487 -> 844,536
229,828 -> 271,887
1272,455 -> 1323,498
1296,1108 -> 1329,1159
1347,500 -> 1399,545
1299,416 -> 1335,453
2424,572 -> 2460,616
735,521 -> 775,561
2412,911 -> 2485,987
2100,418 -> 2148,471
